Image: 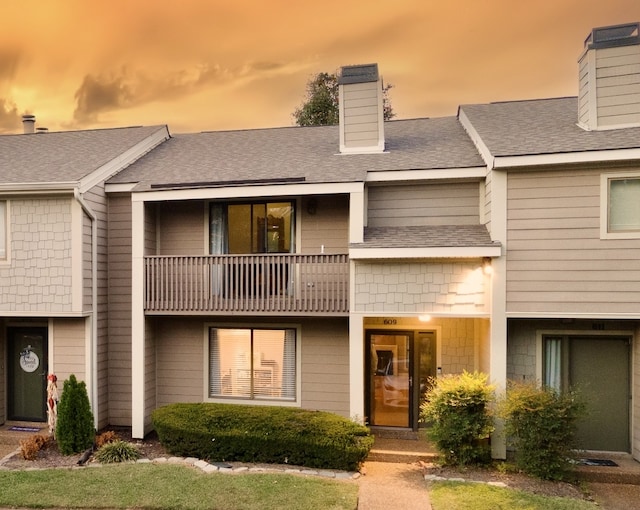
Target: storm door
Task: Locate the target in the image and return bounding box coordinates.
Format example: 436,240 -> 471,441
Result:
7,327 -> 48,421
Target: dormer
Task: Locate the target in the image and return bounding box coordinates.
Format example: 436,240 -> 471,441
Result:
338,63 -> 386,153
578,22 -> 640,131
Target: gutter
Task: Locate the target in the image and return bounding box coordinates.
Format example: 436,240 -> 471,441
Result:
73,188 -> 99,430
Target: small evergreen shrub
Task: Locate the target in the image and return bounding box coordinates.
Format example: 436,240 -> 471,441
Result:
500,382 -> 586,480
19,434 -> 51,460
420,371 -> 495,466
94,440 -> 140,463
55,374 -> 95,455
152,403 -> 373,471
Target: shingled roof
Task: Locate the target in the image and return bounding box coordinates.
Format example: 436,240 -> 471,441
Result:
460,97 -> 640,158
109,117 -> 485,191
0,125 -> 168,185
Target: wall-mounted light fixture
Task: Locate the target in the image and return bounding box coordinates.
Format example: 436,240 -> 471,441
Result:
482,257 -> 493,275
306,198 -> 317,215
418,314 -> 432,322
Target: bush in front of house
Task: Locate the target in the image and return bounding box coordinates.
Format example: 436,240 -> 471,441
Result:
94,440 -> 140,463
420,371 -> 495,466
500,382 -> 586,480
152,403 -> 373,471
55,374 -> 95,455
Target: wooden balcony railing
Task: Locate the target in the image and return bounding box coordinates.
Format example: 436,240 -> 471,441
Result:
144,254 -> 349,314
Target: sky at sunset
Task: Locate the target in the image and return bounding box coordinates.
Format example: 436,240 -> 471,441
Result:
0,0 -> 638,135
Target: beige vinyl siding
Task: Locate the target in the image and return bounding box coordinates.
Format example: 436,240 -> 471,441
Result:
367,182 -> 481,228
154,317 -> 349,416
506,168 -> 640,314
52,318 -> 86,383
83,185 -> 111,428
300,195 -> 348,254
83,214 -> 93,311
578,54 -> 591,126
144,320 -> 156,433
107,194 -> 133,425
484,171 -> 492,233
596,44 -> 640,127
300,318 -> 349,416
158,201 -> 205,255
342,81 -> 381,149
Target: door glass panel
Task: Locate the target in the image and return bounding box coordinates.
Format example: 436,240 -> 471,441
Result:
417,332 -> 436,399
369,333 -> 410,427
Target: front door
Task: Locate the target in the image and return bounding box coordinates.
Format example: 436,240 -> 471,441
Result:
7,327 -> 48,421
366,330 -> 436,429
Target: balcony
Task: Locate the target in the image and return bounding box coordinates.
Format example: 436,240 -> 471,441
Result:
144,254 -> 349,315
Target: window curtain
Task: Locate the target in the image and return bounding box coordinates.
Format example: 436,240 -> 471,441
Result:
544,337 -> 562,391
209,204 -> 227,295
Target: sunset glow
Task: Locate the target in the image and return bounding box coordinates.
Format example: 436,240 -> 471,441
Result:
0,0 -> 637,134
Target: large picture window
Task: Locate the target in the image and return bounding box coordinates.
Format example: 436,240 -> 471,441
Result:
210,201 -> 294,255
209,327 -> 296,401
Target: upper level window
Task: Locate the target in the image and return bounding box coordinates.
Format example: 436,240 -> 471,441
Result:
0,201 -> 6,259
210,201 -> 294,254
601,173 -> 640,239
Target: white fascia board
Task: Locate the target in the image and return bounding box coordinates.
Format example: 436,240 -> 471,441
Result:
79,126 -> 170,193
0,182 -> 77,193
132,181 -> 364,202
366,166 -> 486,183
493,147 -> 640,168
458,108 -> 495,169
105,182 -> 137,193
349,245 -> 501,259
506,311 -> 640,320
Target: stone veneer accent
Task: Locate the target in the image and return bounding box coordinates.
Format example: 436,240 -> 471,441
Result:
354,261 -> 488,314
0,199 -> 72,311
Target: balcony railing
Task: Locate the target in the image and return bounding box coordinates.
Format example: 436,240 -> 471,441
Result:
144,254 -> 349,314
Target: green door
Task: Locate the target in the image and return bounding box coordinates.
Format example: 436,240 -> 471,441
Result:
8,327 -> 48,421
570,336 -> 630,452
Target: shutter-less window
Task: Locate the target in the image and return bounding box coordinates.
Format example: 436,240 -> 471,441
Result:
609,178 -> 640,231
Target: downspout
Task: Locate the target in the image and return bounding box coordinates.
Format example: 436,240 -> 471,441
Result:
74,188 -> 99,430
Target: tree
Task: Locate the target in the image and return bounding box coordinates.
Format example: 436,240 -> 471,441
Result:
293,72 -> 395,126
56,374 -> 95,455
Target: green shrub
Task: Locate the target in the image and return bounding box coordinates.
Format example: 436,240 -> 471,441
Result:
55,374 -> 95,455
500,382 -> 586,480
94,440 -> 140,463
152,403 -> 373,471
420,371 -> 495,466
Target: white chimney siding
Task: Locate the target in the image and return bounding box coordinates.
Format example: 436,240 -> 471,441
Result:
578,22 -> 640,131
338,63 -> 386,154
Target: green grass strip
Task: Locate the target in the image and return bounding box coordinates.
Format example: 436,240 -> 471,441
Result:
429,481 -> 597,510
0,464 -> 358,510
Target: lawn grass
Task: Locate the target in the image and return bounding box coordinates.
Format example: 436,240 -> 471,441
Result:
0,464 -> 358,510
430,481 -> 597,510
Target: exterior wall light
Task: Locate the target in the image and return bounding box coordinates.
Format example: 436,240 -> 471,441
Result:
483,257 -> 493,275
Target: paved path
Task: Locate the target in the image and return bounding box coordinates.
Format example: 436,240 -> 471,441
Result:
357,461 -> 431,510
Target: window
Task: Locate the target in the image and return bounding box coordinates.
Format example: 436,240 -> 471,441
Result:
208,327 -> 296,401
0,201 -> 6,259
210,201 -> 294,254
602,173 -> 640,238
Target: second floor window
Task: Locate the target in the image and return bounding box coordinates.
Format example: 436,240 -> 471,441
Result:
608,176 -> 640,233
210,201 -> 294,254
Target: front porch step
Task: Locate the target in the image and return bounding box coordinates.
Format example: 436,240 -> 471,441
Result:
367,434 -> 438,464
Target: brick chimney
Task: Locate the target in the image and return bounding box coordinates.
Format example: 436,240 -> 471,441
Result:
22,114 -> 35,134
338,63 -> 386,153
578,22 -> 640,130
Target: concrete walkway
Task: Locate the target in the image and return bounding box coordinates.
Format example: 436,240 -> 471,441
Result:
357,461 -> 431,509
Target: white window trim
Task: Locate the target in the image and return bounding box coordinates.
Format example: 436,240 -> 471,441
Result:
0,200 -> 10,265
202,322 -> 302,407
600,171 -> 640,239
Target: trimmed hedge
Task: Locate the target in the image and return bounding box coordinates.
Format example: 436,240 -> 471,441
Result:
152,403 -> 373,471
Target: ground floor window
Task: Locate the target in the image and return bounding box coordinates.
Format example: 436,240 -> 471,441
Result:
208,327 -> 296,401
